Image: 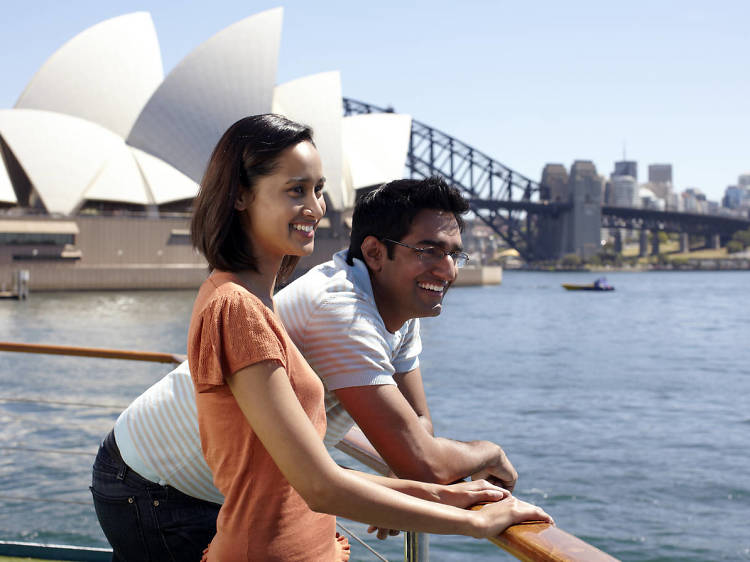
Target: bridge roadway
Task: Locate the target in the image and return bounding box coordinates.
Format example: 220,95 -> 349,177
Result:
470,198 -> 750,236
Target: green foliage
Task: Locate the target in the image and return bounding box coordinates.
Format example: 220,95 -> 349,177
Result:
593,247 -> 623,266
727,240 -> 744,254
658,231 -> 669,244
731,228 -> 750,249
561,253 -> 583,267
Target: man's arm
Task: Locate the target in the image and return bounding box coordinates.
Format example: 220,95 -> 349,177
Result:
334,379 -> 517,489
393,368 -> 433,435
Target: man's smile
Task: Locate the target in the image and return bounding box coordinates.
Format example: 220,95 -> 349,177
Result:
417,281 -> 446,294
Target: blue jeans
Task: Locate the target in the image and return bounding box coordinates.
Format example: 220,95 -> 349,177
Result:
90,431 -> 221,562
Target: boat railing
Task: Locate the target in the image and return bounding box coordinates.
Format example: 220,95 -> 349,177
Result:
0,341 -> 619,561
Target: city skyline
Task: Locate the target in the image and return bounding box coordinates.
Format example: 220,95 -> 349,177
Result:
1,0 -> 747,202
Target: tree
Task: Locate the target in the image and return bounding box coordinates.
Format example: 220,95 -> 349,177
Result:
732,228 -> 750,249
727,240 -> 744,254
561,253 -> 582,268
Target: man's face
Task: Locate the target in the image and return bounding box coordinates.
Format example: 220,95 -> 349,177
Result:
372,209 -> 463,331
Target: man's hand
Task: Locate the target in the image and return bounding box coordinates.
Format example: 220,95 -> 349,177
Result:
470,446 -> 517,492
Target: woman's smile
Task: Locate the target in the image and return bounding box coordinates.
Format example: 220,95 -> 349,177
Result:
291,221 -> 316,238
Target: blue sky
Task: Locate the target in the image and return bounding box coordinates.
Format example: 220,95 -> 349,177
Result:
1,0 -> 747,201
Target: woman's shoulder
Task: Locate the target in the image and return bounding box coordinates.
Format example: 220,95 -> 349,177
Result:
197,271 -> 270,314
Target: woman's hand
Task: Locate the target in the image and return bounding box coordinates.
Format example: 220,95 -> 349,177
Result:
471,496 -> 554,538
434,479 -> 510,508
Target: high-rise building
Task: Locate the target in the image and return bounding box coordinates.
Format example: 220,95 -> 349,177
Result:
541,164 -> 569,202
613,160 -> 637,181
723,184 -> 750,210
647,163 -> 673,200
610,175 -> 638,207
648,164 -> 672,184
724,186 -> 743,209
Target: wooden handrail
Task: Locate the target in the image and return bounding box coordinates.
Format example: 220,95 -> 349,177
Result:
338,428 -> 619,561
482,516 -> 618,561
0,341 -> 186,364
1,342 -> 618,561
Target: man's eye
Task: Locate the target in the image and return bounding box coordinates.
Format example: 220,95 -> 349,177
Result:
421,247 -> 442,258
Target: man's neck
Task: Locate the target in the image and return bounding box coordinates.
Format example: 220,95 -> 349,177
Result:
369,272 -> 406,334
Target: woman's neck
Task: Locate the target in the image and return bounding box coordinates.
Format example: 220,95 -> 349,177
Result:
230,258 -> 280,309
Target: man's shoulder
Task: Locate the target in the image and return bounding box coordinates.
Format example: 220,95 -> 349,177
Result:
278,255 -> 367,306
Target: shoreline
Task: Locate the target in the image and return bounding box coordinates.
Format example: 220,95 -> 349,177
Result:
510,258 -> 750,273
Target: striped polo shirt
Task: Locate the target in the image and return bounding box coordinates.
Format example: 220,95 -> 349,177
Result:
276,250 -> 422,447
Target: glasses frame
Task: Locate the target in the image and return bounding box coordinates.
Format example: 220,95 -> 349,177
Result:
381,238 -> 470,269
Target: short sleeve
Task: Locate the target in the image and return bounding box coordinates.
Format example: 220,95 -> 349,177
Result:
392,318 -> 422,373
303,293 -> 398,391
189,291 -> 287,387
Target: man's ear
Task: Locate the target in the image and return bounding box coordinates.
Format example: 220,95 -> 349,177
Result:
360,236 -> 385,272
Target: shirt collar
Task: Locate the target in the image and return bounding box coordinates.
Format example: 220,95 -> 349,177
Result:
332,249 -> 375,305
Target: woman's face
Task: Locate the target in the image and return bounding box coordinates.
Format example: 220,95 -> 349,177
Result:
235,141 -> 326,264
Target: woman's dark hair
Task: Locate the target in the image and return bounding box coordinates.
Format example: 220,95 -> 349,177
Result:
347,176 -> 469,264
191,114 -> 313,282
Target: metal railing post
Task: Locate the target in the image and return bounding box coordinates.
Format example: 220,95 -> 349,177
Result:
404,531 -> 429,562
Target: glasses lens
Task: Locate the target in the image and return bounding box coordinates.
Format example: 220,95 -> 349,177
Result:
418,247 -> 442,263
453,253 -> 468,268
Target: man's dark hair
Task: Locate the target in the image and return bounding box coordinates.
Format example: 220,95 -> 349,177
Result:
346,176 -> 469,265
191,114 -> 313,281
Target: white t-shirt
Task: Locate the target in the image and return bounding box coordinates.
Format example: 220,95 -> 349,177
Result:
114,251 -> 422,501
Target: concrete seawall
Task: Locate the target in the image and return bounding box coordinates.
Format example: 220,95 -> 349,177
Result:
452,265 -> 502,287
1,215 -> 502,291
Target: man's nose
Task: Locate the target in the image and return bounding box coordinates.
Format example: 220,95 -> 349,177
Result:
432,253 -> 457,281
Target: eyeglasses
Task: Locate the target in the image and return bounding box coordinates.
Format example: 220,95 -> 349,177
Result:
381,239 -> 470,269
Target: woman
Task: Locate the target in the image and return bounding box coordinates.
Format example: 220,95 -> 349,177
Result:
188,114 -> 552,561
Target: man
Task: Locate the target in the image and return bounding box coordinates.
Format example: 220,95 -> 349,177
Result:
91,176 -> 516,560
277,176 -> 515,485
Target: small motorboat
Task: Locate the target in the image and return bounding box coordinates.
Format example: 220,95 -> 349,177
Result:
562,277 -> 614,291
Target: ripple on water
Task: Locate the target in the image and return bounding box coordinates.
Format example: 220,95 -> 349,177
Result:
2,277 -> 749,561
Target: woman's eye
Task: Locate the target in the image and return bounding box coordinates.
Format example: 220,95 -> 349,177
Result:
289,185 -> 304,195
315,184 -> 325,194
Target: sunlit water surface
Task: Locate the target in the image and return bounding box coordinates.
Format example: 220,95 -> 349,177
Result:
1,270 -> 748,561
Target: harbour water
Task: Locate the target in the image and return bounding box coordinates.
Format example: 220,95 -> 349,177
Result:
0,270 -> 748,561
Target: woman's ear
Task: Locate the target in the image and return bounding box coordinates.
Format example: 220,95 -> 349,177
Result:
234,189 -> 248,211
360,236 -> 385,272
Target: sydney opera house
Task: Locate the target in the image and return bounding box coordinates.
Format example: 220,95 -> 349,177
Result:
0,9 -> 412,290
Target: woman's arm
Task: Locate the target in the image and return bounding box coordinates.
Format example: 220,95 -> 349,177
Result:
227,361 -> 552,538
352,472 -> 509,507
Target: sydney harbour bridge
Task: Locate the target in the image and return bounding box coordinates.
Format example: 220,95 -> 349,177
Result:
343,98 -> 750,262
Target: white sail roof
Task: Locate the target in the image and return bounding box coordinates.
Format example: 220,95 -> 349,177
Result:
127,8 -> 282,184
273,71 -> 348,210
15,13 -> 163,138
131,147 -> 198,204
0,109 -> 156,214
0,160 -> 16,205
342,113 -> 412,190
82,148 -> 153,206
